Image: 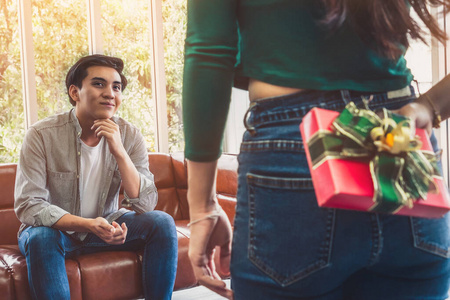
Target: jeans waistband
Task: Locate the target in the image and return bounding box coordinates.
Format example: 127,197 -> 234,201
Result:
244,86 -> 416,132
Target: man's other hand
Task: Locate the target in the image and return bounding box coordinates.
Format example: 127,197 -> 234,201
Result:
90,217 -> 128,245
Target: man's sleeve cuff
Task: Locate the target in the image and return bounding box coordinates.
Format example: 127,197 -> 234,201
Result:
35,205 -> 70,227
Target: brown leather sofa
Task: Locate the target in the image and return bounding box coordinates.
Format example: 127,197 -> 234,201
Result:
0,152 -> 237,300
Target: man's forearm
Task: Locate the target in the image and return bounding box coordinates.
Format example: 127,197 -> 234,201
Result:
53,214 -> 93,232
114,151 -> 141,199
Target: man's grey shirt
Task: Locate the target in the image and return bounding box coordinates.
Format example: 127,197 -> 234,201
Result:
14,109 -> 158,240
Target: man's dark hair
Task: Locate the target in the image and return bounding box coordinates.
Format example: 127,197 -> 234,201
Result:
66,54 -> 128,106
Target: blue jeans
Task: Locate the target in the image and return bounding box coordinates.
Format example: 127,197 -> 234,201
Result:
18,211 -> 178,300
231,87 -> 450,299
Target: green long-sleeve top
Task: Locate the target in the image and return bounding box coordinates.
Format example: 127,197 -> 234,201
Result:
182,0 -> 413,162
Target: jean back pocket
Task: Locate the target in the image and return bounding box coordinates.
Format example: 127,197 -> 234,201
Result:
247,172 -> 335,287
411,214 -> 450,258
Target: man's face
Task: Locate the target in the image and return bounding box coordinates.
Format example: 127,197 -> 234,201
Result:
71,66 -> 123,123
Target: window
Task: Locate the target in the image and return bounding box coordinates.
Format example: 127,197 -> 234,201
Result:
0,0 -> 187,163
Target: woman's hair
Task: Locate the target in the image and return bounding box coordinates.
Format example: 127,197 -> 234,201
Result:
321,0 -> 450,59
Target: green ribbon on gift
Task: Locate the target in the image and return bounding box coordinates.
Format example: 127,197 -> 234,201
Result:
308,102 -> 441,214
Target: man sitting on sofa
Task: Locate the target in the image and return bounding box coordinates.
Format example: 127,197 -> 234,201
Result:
14,54 -> 177,300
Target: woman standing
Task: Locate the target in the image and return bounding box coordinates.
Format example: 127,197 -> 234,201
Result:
183,1 -> 450,299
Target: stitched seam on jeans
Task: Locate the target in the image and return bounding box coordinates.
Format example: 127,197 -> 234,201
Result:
248,108 -> 304,126
84,237 -> 142,248
324,209 -> 336,267
368,214 -> 383,266
247,99 -> 346,128
240,140 -> 304,152
247,173 -> 313,190
410,217 -> 450,258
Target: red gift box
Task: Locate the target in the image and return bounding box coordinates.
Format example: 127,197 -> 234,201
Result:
300,107 -> 450,218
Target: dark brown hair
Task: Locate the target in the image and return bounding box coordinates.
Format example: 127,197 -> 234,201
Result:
321,0 -> 450,59
66,54 -> 128,106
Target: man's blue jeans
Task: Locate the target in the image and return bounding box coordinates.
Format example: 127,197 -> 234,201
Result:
231,87 -> 450,299
18,211 -> 178,300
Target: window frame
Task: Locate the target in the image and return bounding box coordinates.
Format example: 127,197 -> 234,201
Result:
18,0 -> 38,128
17,0 -> 169,153
432,5 -> 449,184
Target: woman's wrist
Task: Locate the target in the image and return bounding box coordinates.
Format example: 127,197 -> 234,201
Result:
418,93 -> 441,128
186,159 -> 220,217
188,206 -> 222,227
188,199 -> 220,219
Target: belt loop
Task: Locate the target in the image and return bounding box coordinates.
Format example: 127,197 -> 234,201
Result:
244,101 -> 257,136
361,95 -> 374,110
413,79 -> 421,96
340,90 -> 351,105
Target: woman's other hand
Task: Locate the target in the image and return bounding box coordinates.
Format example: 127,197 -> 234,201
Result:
188,207 -> 234,299
393,99 -> 434,135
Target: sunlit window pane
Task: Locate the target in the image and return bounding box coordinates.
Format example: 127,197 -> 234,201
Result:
102,0 -> 156,152
0,2 -> 24,163
163,0 -> 186,153
31,0 -> 89,119
405,11 -> 433,94
405,41 -> 433,94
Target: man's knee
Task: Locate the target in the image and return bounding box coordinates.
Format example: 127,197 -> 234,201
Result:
141,211 -> 177,240
23,226 -> 64,251
149,210 -> 176,227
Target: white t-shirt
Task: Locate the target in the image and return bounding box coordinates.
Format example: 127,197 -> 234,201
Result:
79,137 -> 107,218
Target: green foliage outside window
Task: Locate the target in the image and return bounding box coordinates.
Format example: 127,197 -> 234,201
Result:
163,0 -> 186,153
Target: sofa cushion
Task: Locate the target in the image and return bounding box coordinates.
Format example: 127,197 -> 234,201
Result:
77,251 -> 143,300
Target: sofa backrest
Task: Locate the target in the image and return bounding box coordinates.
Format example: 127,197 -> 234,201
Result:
0,164 -> 21,245
0,153 -> 238,245
139,152 -> 190,220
